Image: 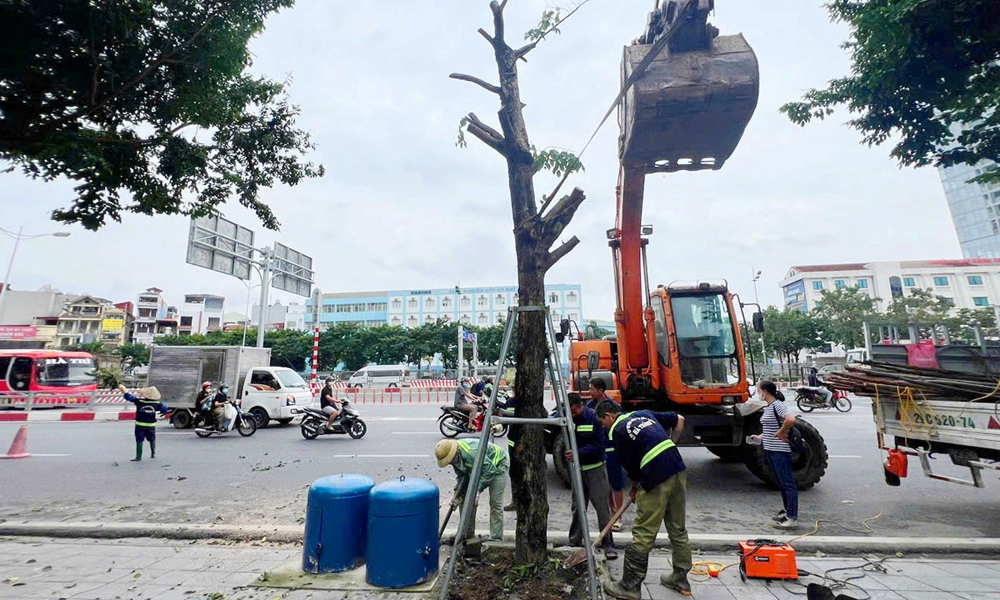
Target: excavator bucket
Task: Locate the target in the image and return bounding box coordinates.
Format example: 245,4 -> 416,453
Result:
619,3 -> 759,173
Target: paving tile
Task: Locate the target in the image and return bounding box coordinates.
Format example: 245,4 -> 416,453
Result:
895,592 -> 966,600
647,583 -> 734,600
722,585 -> 784,599
936,564 -> 1000,578
956,593 -> 1000,600
141,569 -> 197,588
972,579 -> 1000,590
867,573 -> 951,593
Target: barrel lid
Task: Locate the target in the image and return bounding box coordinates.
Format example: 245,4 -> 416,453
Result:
370,477 -> 439,517
309,474 -> 375,500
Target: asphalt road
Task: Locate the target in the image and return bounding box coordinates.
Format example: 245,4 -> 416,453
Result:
1,398 -> 997,539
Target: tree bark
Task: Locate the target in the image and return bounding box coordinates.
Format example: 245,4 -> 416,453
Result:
455,0 -> 585,565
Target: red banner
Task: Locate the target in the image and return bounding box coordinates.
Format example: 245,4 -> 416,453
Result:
0,325 -> 38,340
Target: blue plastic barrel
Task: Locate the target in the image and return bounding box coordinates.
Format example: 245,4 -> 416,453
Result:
366,477 -> 439,588
302,474 -> 375,574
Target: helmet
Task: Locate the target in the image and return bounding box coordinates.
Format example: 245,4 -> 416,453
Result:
202,381 -> 212,389
435,440 -> 458,468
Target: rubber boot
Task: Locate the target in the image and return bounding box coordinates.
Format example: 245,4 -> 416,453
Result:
150,440 -> 156,459
660,567 -> 692,596
131,442 -> 142,462
603,548 -> 647,600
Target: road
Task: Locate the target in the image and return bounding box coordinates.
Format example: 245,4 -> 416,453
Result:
0,398 -> 996,539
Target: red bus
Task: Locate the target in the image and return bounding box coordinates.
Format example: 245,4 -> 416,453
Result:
0,350 -> 98,407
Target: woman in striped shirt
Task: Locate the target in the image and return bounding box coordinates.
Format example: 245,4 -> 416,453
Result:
753,380 -> 799,530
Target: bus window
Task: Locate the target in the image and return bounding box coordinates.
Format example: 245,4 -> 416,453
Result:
0,357 -> 12,381
10,357 -> 32,391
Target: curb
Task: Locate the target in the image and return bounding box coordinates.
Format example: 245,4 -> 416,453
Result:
0,411 -> 135,422
2,521 -> 999,555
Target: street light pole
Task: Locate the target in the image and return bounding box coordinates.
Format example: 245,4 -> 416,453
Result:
0,227 -> 71,323
752,267 -> 766,360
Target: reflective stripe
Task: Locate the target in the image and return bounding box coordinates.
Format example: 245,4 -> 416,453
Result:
508,439 -> 515,447
581,461 -> 605,471
491,445 -> 503,466
640,439 -> 676,469
135,421 -> 157,427
608,413 -> 632,441
606,447 -> 615,452
576,424 -> 594,432
457,441 -> 472,453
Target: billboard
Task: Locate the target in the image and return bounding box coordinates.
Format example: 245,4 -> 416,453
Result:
101,318 -> 124,333
271,242 -> 314,297
186,216 -> 256,280
783,280 -> 807,312
0,326 -> 38,340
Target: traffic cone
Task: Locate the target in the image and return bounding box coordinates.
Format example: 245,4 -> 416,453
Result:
1,425 -> 30,459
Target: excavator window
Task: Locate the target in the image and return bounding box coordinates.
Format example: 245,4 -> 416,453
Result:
670,294 -> 740,387
651,298 -> 670,367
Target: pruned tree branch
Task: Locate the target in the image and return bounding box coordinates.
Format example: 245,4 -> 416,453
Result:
539,187 -> 586,247
464,112 -> 507,154
478,28 -> 495,45
489,1 -> 508,48
449,73 -> 501,96
514,41 -> 539,61
544,236 -> 580,271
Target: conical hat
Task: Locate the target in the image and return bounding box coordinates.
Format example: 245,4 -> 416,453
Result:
139,387 -> 161,400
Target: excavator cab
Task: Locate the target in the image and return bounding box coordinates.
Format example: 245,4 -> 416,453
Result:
619,0 -> 759,173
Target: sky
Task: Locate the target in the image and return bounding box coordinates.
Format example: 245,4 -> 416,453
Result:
0,0 -> 960,321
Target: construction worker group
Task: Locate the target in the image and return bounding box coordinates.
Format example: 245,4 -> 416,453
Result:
435,377 -> 692,599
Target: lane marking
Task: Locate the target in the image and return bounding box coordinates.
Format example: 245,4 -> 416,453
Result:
391,432 -> 440,435
333,454 -> 427,458
25,453 -> 72,457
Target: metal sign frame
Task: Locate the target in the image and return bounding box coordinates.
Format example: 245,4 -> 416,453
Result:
185,216 -> 256,281
271,242 -> 314,297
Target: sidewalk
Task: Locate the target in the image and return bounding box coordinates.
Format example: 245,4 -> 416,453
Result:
3,536 -> 1000,600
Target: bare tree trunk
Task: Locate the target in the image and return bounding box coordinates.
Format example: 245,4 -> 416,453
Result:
451,1 -> 585,564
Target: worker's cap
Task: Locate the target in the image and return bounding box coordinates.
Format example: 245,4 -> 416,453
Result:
435,439 -> 458,468
139,387 -> 162,401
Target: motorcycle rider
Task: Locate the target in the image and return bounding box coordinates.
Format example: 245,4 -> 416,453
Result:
454,377 -> 480,429
807,367 -> 833,405
211,384 -> 230,431
471,376 -> 488,398
320,377 -> 341,431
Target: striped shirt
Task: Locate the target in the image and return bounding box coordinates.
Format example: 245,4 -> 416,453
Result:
761,400 -> 791,452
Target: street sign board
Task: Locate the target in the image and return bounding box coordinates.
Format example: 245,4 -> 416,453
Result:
186,216 -> 256,280
271,242 -> 314,297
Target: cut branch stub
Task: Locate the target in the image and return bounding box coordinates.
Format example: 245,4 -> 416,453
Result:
538,187 -> 586,246
544,236 -> 580,271
449,73 -> 501,96
463,112 -> 507,155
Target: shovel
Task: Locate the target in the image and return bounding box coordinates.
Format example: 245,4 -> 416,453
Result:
439,501 -> 457,542
563,493 -> 634,568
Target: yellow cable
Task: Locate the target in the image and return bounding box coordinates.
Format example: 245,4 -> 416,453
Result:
786,513 -> 882,546
688,560 -> 738,582
956,377 -> 1000,418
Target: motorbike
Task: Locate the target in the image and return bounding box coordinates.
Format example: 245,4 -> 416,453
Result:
438,392 -> 512,438
795,384 -> 852,413
295,399 -> 367,440
194,398 -> 258,437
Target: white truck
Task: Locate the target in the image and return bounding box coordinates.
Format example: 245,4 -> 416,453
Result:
148,346 -> 314,429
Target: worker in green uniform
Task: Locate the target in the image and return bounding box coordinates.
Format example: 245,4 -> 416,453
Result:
595,400 -> 692,598
435,438 -> 509,541
119,385 -> 168,462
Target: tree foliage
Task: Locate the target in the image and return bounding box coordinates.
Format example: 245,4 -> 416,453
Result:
116,343 -> 150,374
0,0 -> 323,230
884,288 -> 952,324
780,0 -> 1000,183
762,306 -> 824,364
811,287 -> 881,349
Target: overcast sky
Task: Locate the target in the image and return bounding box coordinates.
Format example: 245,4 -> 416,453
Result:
0,0 -> 959,320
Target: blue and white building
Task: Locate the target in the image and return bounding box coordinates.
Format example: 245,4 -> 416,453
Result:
305,284 -> 584,329
939,160 -> 1000,259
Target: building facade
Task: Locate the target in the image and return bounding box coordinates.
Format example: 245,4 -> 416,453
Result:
54,296 -> 111,347
780,260 -> 1000,313
180,294 -> 225,335
251,301 -> 308,331
305,284 -> 585,329
99,303 -> 134,347
0,286 -> 77,326
939,160 -> 1000,259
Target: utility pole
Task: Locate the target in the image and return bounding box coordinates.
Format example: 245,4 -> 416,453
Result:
256,247 -> 273,348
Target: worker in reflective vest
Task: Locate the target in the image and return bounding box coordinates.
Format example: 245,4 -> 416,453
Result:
119,385 -> 168,462
595,401 -> 691,599
567,393 -> 616,559
435,438 -> 509,541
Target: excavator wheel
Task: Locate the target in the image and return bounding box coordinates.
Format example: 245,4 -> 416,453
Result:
745,417 -> 828,491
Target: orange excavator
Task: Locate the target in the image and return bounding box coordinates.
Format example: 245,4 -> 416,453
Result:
564,0 -> 828,489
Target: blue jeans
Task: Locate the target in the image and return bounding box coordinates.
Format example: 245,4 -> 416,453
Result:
766,450 -> 798,519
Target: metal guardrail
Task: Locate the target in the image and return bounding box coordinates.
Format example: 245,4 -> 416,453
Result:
0,390 -> 127,410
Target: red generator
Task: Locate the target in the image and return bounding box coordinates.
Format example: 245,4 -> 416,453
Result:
738,540 -> 798,580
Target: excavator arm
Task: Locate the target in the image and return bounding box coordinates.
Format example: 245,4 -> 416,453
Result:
610,0 -> 759,399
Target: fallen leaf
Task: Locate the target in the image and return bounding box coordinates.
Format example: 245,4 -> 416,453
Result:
3,577 -> 19,584
42,566 -> 52,571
